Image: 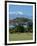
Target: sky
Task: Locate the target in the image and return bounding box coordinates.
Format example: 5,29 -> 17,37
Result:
9,4 -> 33,20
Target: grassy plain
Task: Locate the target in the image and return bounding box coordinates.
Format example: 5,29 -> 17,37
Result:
9,32 -> 33,41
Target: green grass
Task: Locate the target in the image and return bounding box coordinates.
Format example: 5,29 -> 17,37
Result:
9,33 -> 33,41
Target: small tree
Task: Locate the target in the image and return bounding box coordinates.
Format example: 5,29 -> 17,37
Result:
28,25 -> 33,32
15,25 -> 25,33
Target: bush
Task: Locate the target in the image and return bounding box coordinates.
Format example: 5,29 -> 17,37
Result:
24,28 -> 28,32
9,28 -> 15,33
15,25 -> 25,32
27,25 -> 33,32
9,25 -> 33,33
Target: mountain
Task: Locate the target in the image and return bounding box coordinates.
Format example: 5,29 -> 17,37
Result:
9,17 -> 32,24
9,14 -> 32,20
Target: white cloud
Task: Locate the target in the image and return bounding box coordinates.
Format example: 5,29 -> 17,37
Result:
17,11 -> 23,15
10,11 -> 24,15
10,12 -> 16,14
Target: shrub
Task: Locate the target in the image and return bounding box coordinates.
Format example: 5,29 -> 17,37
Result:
27,25 -> 33,32
9,28 -> 15,33
9,25 -> 33,33
15,25 -> 25,32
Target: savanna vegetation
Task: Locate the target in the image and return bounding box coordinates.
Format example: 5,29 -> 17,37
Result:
9,25 -> 33,33
9,17 -> 33,41
9,17 -> 33,33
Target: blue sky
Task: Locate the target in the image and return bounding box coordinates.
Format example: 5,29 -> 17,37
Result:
9,4 -> 33,19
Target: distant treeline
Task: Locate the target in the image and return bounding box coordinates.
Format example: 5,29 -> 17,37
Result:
9,25 -> 33,33
9,17 -> 33,33
15,17 -> 32,22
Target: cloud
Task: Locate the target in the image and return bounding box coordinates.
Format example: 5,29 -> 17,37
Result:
10,12 -> 16,14
17,11 -> 23,15
9,11 -> 24,15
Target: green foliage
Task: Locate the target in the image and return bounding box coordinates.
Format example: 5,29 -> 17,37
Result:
15,17 -> 32,22
9,27 -> 16,33
9,24 -> 33,33
9,17 -> 32,33
9,25 -> 26,33
15,25 -> 25,32
28,25 -> 33,32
